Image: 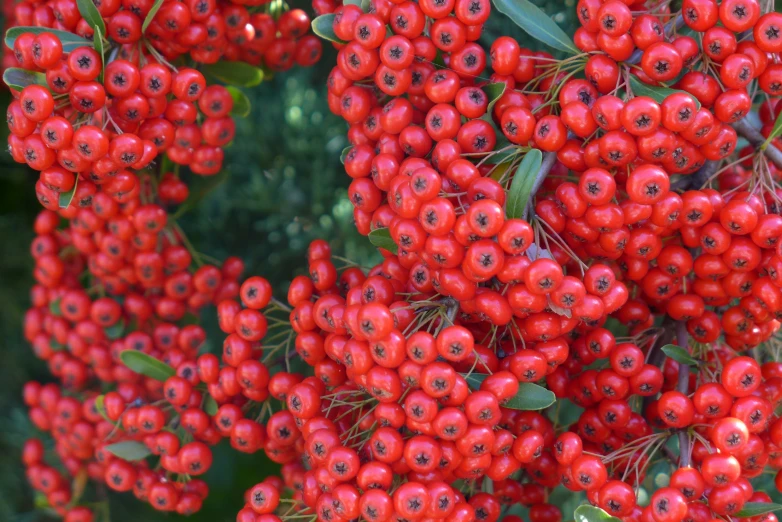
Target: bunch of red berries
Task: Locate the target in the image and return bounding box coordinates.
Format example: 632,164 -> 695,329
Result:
231,241 -> 569,522
11,0 -> 782,519
4,0 -> 322,207
22,195 -> 256,516
288,0 -> 782,520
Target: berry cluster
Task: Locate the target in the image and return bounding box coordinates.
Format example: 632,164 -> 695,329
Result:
10,0 -> 782,520
22,197 -> 252,517
4,0 -> 322,205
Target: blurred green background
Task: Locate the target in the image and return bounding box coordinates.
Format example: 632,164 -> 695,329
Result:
0,2 -> 585,520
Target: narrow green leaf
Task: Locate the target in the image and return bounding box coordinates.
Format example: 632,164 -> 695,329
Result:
93,27 -> 104,83
120,350 -> 176,381
661,344 -> 699,366
105,441 -> 152,461
59,178 -> 79,209
735,503 -> 782,518
462,373 -> 556,410
340,146 -> 353,164
50,339 -> 66,352
482,82 -> 506,115
94,395 -> 118,426
762,110 -> 782,150
70,469 -> 88,505
311,14 -> 347,44
202,61 -> 264,87
3,67 -> 50,92
506,383 -> 555,410
142,0 -> 165,32
491,0 -> 578,54
204,394 -> 218,416
105,319 -> 125,340
481,478 -> 494,494
226,86 -> 250,118
49,298 -> 62,316
462,372 -> 488,389
5,27 -> 92,53
76,0 -> 106,35
629,75 -> 701,109
34,492 -> 50,509
368,228 -> 399,254
574,505 -> 622,522
505,149 -> 542,219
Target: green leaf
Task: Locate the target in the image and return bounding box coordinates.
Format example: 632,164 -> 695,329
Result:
462,373 -> 556,410
507,383 -> 556,410
574,505 -> 623,522
105,319 -> 125,340
105,441 -> 152,461
142,0 -> 164,32
93,27 -> 104,83
2,67 -> 50,92
204,394 -> 218,416
462,372 -> 488,389
171,169 -> 229,219
76,0 -> 106,35
482,82 -> 506,115
735,503 -> 782,518
340,146 -> 353,164
202,61 -> 264,87
226,86 -> 251,118
5,27 -> 93,53
59,178 -> 79,209
70,469 -> 88,505
661,344 -> 699,366
491,0 -> 578,55
481,478 -> 494,494
505,149 -> 542,219
120,350 -> 176,381
368,228 -> 398,254
763,110 -> 782,150
94,395 -> 119,426
49,298 -> 62,316
629,75 -> 701,109
311,14 -> 347,44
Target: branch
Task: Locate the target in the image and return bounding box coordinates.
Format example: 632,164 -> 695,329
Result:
627,14 -> 685,65
670,160 -> 719,191
671,114 -> 782,192
732,118 -> 782,170
675,320 -> 691,467
641,317 -> 675,411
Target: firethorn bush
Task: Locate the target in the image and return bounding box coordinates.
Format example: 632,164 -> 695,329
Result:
6,0 -> 782,520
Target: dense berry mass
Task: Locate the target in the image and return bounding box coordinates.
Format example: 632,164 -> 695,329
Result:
8,0 -> 782,521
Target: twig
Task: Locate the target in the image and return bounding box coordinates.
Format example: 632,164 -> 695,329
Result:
626,14 -> 685,65
642,317 -> 675,411
732,118 -> 782,170
676,320 -> 691,468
